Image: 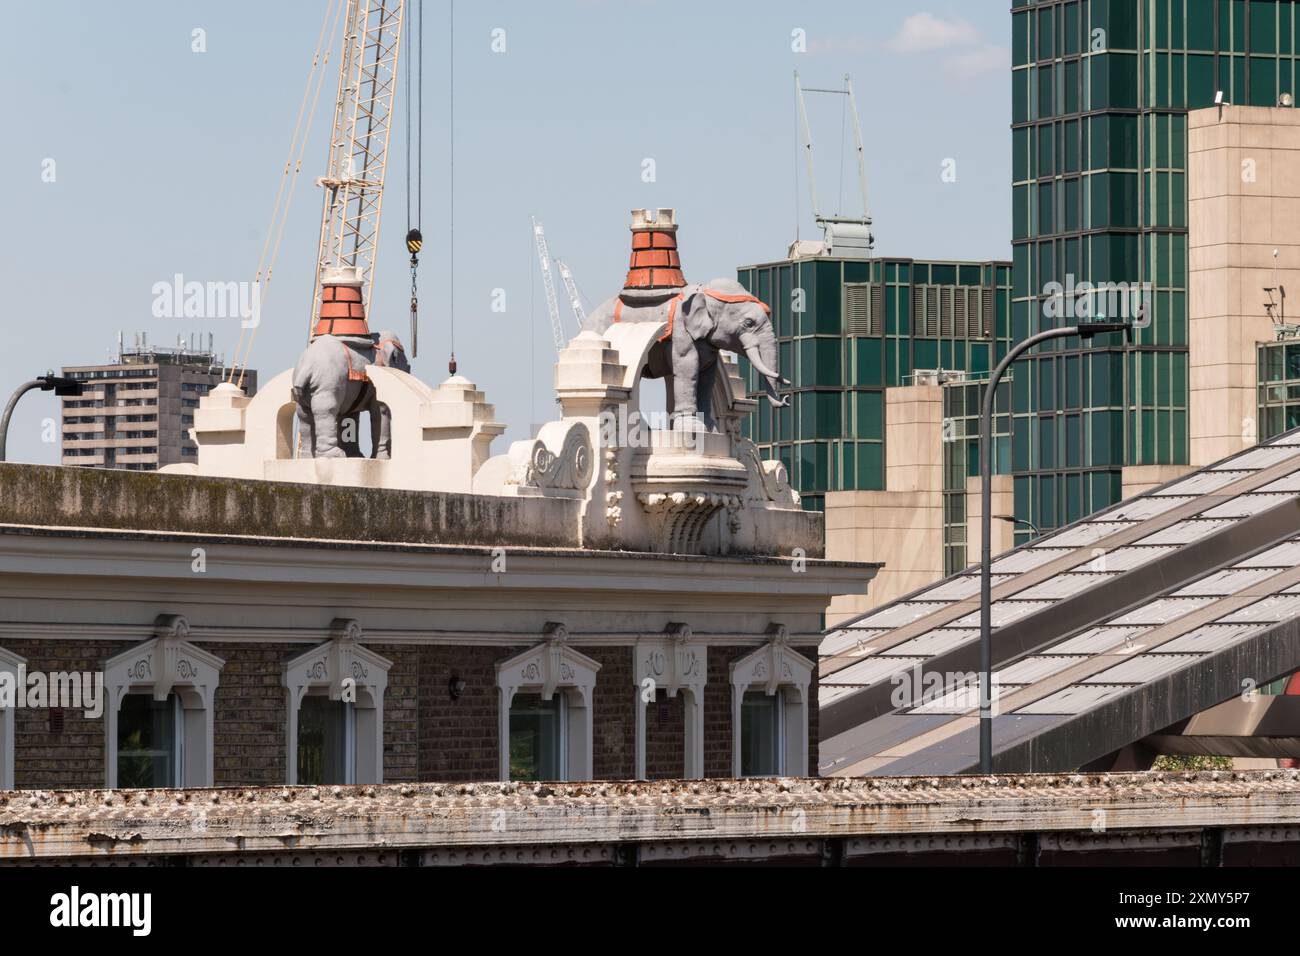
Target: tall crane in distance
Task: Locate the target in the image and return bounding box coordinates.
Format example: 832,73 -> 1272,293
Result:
309,0 -> 407,336
532,217 -> 566,355
555,259 -> 587,330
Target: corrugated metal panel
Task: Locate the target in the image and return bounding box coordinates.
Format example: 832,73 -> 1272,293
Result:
1237,539 -> 1300,567
951,600 -> 1055,629
1174,566 -> 1284,597
1074,545 -> 1177,572
1109,597 -> 1214,626
1016,572 -> 1115,600
1100,496 -> 1196,521
824,656 -> 927,688
1135,518 -> 1235,546
1266,431 -> 1300,446
879,628 -> 979,658
1040,522 -> 1131,547
1083,653 -> 1204,684
1155,470 -> 1251,496
854,601 -> 951,629
1197,493 -> 1294,519
996,655 -> 1090,684
917,574 -> 1013,601
1257,470 -> 1300,493
1015,684 -> 1131,715
819,685 -> 861,706
1160,623 -> 1262,653
1049,626 -> 1152,655
909,682 -> 991,715
1218,593 -> 1300,624
819,628 -> 888,657
991,548 -> 1074,573
1211,446 -> 1300,471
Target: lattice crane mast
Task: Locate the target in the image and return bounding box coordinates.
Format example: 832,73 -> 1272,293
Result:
532,217 -> 566,354
309,0 -> 407,336
555,259 -> 587,330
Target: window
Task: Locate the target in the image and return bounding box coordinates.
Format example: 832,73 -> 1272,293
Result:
728,628 -> 814,778
104,616 -> 224,788
508,694 -> 565,782
297,694 -> 355,786
495,624 -> 600,781
116,693 -> 181,789
283,620 -> 391,785
0,648 -> 22,789
740,690 -> 783,777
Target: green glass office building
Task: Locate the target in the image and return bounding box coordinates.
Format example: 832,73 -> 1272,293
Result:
736,256 -> 1013,519
1012,0 -> 1300,539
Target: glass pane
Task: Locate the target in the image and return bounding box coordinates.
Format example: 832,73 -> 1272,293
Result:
298,695 -> 351,785
509,693 -> 563,781
117,694 -> 177,789
740,690 -> 781,777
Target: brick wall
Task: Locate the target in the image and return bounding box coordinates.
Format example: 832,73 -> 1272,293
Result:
3,639 -> 818,789
644,690 -> 685,780
5,639 -> 129,790
588,647 -> 635,780
417,644 -> 525,782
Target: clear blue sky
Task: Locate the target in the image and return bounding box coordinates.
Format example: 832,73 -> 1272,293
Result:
2,0 -> 1010,463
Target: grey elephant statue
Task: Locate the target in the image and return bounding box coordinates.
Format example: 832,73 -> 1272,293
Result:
291,330 -> 410,458
584,277 -> 790,430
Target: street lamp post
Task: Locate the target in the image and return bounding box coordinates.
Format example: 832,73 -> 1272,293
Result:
0,375 -> 84,462
978,322 -> 1129,773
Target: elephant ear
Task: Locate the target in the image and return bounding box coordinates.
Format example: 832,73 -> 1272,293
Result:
679,289 -> 715,342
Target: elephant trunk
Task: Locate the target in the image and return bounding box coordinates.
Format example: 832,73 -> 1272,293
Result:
742,329 -> 790,408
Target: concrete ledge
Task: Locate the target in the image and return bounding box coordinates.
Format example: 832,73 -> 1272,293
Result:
2,771 -> 1299,863
0,462 -> 581,549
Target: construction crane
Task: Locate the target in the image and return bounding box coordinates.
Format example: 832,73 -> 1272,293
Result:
309,0 -> 407,336
554,259 -> 587,330
532,217 -> 566,354
793,71 -> 874,257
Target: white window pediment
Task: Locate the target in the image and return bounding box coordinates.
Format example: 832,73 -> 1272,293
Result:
496,624 -> 601,781
0,647 -> 25,790
283,619 -> 392,786
104,615 -> 225,789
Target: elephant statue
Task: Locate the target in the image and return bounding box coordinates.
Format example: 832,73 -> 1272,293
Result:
584,278 -> 789,430
291,331 -> 410,459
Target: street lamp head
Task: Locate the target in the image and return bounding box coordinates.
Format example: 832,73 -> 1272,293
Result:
37,375 -> 84,397
1075,321 -> 1132,343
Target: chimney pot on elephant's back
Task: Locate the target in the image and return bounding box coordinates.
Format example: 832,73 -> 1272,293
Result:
312,265 -> 371,339
622,208 -> 687,298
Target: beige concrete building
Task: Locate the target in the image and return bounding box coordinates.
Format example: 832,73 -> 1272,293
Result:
1190,104 -> 1300,466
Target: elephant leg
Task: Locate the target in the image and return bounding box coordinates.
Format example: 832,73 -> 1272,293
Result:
339,414 -> 363,458
292,387 -> 315,458
370,400 -> 394,460
670,337 -> 702,429
312,395 -> 347,459
697,357 -> 718,432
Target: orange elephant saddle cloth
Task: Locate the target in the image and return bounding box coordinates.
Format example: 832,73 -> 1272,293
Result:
613,285 -> 770,341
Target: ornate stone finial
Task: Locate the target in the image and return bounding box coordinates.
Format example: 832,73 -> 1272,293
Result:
152,614 -> 191,641
766,622 -> 790,646
330,618 -> 363,643
543,621 -> 569,644
665,622 -> 693,645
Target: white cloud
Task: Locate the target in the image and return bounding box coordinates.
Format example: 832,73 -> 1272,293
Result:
888,12 -> 982,54
946,44 -> 1010,78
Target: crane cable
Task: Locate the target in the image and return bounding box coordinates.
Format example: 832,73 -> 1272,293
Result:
447,0 -> 457,376
404,0 -> 423,358
229,0 -> 346,386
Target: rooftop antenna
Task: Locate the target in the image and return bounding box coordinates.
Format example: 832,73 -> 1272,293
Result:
1265,247 -> 1290,338
793,71 -> 873,257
